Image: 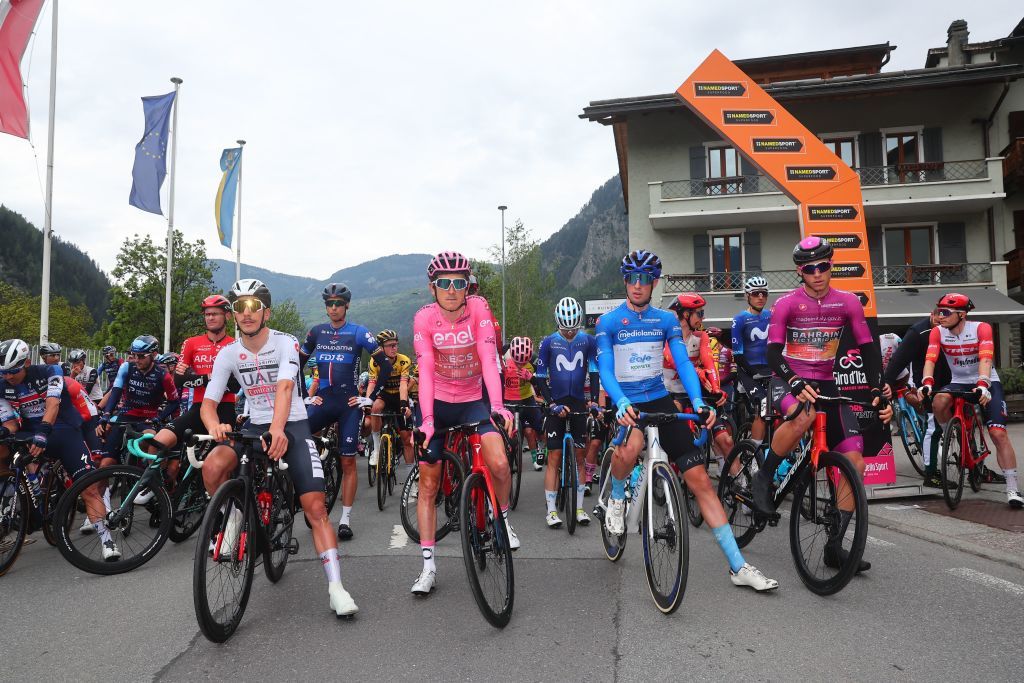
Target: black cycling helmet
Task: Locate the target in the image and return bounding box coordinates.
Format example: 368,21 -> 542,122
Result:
792,236 -> 834,265
156,352 -> 179,365
130,335 -> 160,355
101,345 -> 116,355
39,342 -> 62,355
68,349 -> 87,363
322,283 -> 352,303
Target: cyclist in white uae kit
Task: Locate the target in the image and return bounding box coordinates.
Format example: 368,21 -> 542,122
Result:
201,279 -> 359,617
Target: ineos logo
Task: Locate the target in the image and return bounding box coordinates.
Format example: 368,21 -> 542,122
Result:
838,351 -> 863,369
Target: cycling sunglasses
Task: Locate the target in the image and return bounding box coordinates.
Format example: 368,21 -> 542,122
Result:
433,277 -> 468,291
690,309 -> 706,319
232,298 -> 266,314
749,290 -> 768,297
129,352 -> 152,360
799,261 -> 832,275
325,300 -> 348,308
934,308 -> 963,318
625,272 -> 655,285
0,367 -> 22,376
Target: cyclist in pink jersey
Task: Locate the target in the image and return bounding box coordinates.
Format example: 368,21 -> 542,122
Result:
410,251 -> 516,596
753,236 -> 891,573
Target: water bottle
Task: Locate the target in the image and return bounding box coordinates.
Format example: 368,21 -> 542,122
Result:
26,471 -> 43,501
774,458 -> 793,486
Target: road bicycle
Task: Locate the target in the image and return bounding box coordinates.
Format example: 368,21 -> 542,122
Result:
930,389 -> 991,509
399,433 -> 466,544
549,406 -> 594,535
371,411 -> 407,511
299,423 -> 341,528
892,386 -> 927,476
678,391 -> 733,529
595,412 -> 706,615
191,430 -> 299,643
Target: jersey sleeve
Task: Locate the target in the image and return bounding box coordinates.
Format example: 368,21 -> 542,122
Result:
977,322 -> 995,361
281,335 -> 301,380
179,337 -> 195,366
698,333 -> 720,392
161,372 -> 179,402
412,307 -> 436,421
731,314 -> 745,355
112,361 -> 130,389
924,326 -> 942,365
767,298 -> 788,345
359,326 -> 382,356
368,357 -> 380,380
469,298 -> 503,412
534,336 -> 550,378
204,348 -> 232,404
846,293 -> 874,346
300,326 -> 318,357
44,364 -> 65,400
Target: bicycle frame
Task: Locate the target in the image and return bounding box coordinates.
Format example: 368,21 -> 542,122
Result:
943,393 -> 990,471
894,389 -> 925,446
558,411 -> 592,490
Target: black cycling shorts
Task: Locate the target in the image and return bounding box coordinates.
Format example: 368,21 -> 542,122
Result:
545,396 -> 589,451
770,379 -> 862,453
235,419 -> 324,496
167,402 -> 237,441
627,395 -> 704,473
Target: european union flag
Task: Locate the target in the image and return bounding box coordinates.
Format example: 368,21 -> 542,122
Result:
215,147 -> 242,248
128,91 -> 176,214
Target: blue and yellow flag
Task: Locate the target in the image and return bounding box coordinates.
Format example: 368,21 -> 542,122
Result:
215,146 -> 242,248
129,91 -> 176,215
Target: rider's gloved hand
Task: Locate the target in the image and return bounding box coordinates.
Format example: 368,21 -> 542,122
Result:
919,382 -> 934,400
417,418 -> 434,449
697,405 -> 715,430
975,381 -> 992,404
549,403 -> 566,416
31,431 -> 48,450
615,397 -> 632,421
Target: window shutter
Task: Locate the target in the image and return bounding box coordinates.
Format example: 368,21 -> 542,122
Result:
694,233 -> 710,274
745,231 -> 761,271
868,225 -> 883,267
690,146 -> 706,180
922,127 -> 943,162
858,132 -> 883,168
938,222 -> 967,283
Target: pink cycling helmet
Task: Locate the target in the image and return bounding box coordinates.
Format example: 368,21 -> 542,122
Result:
509,336 -> 533,364
427,251 -> 472,281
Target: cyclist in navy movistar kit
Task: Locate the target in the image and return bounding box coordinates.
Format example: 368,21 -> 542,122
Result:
534,296 -> 599,528
97,346 -> 123,398
300,282 -> 392,540
596,250 -> 778,591
732,276 -> 772,446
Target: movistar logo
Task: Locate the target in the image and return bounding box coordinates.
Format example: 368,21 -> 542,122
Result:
555,351 -> 585,372
750,327 -> 769,341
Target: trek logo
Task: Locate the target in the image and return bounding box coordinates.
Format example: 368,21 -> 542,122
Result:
807,205 -> 859,221
433,329 -> 474,346
786,166 -> 837,181
752,137 -> 803,153
722,110 -> 774,125
818,234 -> 862,250
830,263 -> 865,278
616,329 -> 661,342
554,351 -> 585,372
694,81 -> 746,97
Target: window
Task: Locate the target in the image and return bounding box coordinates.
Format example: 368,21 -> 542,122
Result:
711,233 -> 743,289
882,225 -> 936,285
822,137 -> 856,168
706,146 -> 742,195
884,130 -> 922,183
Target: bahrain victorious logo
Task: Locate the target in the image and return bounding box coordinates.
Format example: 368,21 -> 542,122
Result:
554,351 -> 585,372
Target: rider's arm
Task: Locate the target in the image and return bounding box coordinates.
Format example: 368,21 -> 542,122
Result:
473,304 -> 504,414
298,326 -> 318,367
847,298 -> 882,390
83,367 -> 98,395
595,317 -> 627,406
156,371 -> 181,421
103,362 -> 131,416
921,326 -> 942,386
666,335 -> 706,411
270,339 -> 300,433
883,328 -> 920,387
697,333 -> 720,393
412,313 -> 436,425
731,316 -> 755,375
368,351 -> 392,401
200,352 -> 232,431
532,337 -> 552,402
976,322 -> 996,386
40,368 -> 63,428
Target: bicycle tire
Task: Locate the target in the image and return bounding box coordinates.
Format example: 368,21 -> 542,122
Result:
376,434 -> 390,511
54,465 -> 172,575
323,452 -> 342,513
508,430 -> 523,511
460,472 -> 514,628
643,461 -> 689,614
789,450 -> 867,596
399,452 -> 465,544
264,472 -> 296,583
897,408 -> 926,477
42,463 -> 71,547
967,417 -> 986,493
717,440 -> 761,549
366,437 -> 376,487
387,428 -> 400,496
193,479 -> 256,643
0,475 -> 29,577
169,472 -> 208,543
566,446 -> 578,535
940,417 -> 965,509
597,453 -> 626,562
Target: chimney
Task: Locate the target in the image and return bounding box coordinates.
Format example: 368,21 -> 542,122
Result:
947,19 -> 969,67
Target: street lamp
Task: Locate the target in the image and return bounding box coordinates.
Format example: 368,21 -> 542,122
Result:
498,205 -> 507,333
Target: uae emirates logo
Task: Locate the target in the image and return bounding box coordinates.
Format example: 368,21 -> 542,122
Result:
722,110 -> 775,125
694,82 -> 746,97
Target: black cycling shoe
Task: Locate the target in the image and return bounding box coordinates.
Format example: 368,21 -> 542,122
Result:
923,473 -> 943,488
981,467 -> 1006,484
337,523 -> 354,541
751,471 -> 775,517
824,543 -> 870,573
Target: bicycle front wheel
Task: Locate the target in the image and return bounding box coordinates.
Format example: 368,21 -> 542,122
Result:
940,417 -> 965,509
169,472 -> 208,543
366,437 -> 376,487
643,461 -> 689,614
566,445 -> 578,535
264,473 -> 296,583
0,475 -> 29,576
322,440 -> 342,513
897,408 -> 926,476
717,440 -> 761,548
597,452 -> 626,562
789,451 -> 867,596
194,479 -> 256,643
42,463 -> 71,546
460,472 -> 514,628
54,465 -> 172,575
400,452 -> 465,544
376,435 -> 391,511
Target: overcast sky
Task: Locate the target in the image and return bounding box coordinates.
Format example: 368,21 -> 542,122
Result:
0,1 -> 1019,279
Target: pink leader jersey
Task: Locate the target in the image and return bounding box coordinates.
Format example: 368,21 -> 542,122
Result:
413,295 -> 504,423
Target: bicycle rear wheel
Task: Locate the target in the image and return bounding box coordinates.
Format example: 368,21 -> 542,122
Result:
967,417 -> 986,493
940,417 -> 965,509
789,451 -> 867,596
376,435 -> 391,511
42,463 -> 71,546
508,428 -> 523,511
0,475 -> 29,576
717,440 -> 761,548
460,472 -> 514,628
897,408 -> 926,476
321,432 -> 342,513
597,453 -> 626,562
54,465 -> 172,575
643,462 -> 689,614
399,452 -> 465,543
169,471 -> 208,543
264,473 -> 296,583
194,479 -> 256,643
366,437 -> 376,487
566,447 -> 578,535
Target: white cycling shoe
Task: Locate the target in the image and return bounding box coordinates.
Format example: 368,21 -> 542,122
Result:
411,569 -> 436,595
604,498 -> 625,535
505,520 -> 521,550
80,517 -> 96,534
221,507 -> 243,554
102,539 -> 122,561
133,489 -> 155,505
329,581 -> 359,617
730,563 -> 779,591
368,451 -> 378,467
1008,490 -> 1023,508
575,508 -> 591,526
545,511 -> 563,528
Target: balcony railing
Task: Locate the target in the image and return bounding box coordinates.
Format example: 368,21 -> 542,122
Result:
1003,138 -> 1024,195
661,159 -> 990,200
664,263 -> 994,293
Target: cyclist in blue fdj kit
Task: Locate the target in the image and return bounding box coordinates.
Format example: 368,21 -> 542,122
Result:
732,276 -> 772,447
300,282 -> 392,540
596,251 -> 778,591
0,339 -> 117,558
535,296 -> 599,528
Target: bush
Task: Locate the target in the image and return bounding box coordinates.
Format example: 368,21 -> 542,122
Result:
998,367 -> 1024,394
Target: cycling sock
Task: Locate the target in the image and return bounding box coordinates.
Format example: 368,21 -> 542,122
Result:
611,476 -> 627,500
93,520 -> 113,545
340,506 -> 352,526
577,483 -> 587,507
320,548 -> 341,583
712,524 -> 744,573
421,543 -> 436,572
1003,468 -> 1018,492
831,510 -> 854,546
544,490 -> 557,513
102,486 -> 112,512
760,449 -> 784,478
585,462 -> 596,481
371,431 -> 381,453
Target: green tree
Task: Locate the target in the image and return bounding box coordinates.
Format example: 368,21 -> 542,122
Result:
0,281 -> 95,347
270,299 -> 307,338
486,219 -> 555,342
100,230 -> 216,350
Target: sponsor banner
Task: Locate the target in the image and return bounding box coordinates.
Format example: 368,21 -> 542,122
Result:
752,137 -> 804,153
830,263 -> 866,279
722,109 -> 775,125
816,233 -> 863,250
786,165 -> 837,181
833,337 -> 896,486
694,81 -> 747,97
806,205 -> 859,221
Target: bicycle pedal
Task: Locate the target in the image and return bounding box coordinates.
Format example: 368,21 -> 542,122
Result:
286,538 -> 300,555
766,513 -> 781,527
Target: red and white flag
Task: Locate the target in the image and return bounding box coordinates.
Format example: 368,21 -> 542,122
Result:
0,0 -> 45,139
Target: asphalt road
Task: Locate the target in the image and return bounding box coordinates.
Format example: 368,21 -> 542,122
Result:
3,453 -> 1023,682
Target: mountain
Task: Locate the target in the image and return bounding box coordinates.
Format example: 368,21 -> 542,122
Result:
0,205 -> 111,329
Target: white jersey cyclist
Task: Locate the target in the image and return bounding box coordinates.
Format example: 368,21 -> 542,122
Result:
205,331 -> 307,424
879,333 -> 910,384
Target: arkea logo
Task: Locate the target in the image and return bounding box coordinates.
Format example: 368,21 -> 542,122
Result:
786,166 -> 837,181
723,110 -> 774,125
694,81 -> 746,97
752,137 -> 803,153
807,205 -> 859,221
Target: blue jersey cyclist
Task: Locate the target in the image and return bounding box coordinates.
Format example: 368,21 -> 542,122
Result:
300,282 -> 392,541
596,250 -> 778,592
0,339 -> 118,560
534,296 -> 599,529
731,276 -> 772,447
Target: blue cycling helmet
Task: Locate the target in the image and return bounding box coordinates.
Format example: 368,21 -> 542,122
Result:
620,250 -> 662,279
130,335 -> 160,355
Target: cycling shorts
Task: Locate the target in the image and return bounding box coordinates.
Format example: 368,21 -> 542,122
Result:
81,416 -> 104,463
44,424 -> 94,480
627,395 -> 704,473
105,417 -> 154,463
545,396 -> 588,451
375,392 -> 411,430
939,382 -> 1007,431
306,393 -> 362,457
736,364 -> 772,399
166,402 -> 237,442
420,398 -> 496,466
673,394 -> 730,436
236,419 -> 324,496
771,379 -> 862,454
507,397 -> 543,435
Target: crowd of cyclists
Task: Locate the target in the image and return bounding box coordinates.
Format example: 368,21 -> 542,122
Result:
1,233 -> 1021,625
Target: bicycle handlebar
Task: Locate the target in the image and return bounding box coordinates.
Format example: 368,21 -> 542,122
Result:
611,412 -> 708,449
181,429 -> 288,470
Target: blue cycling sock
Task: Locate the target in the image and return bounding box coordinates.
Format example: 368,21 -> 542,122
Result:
611,476 -> 627,500
712,524 -> 745,573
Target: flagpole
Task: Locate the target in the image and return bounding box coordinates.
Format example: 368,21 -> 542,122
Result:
235,139 -> 245,283
164,76 -> 182,353
39,0 -> 59,344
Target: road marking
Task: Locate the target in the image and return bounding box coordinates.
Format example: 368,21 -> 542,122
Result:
389,524 -> 409,549
884,504 -> 921,511
866,535 -> 896,548
947,568 -> 1024,597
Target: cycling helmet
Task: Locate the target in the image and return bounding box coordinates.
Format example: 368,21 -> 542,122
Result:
201,294 -> 231,311
39,342 -> 61,355
305,357 -> 317,369
509,337 -> 533,364
68,349 -> 87,363
157,352 -> 179,366
0,339 -> 30,372
468,275 -> 479,295
322,283 -> 352,303
376,329 -> 398,345
705,327 -> 723,340
669,293 -> 707,314
620,250 -> 662,279
792,236 -> 833,265
101,345 -> 116,355
554,297 -> 584,330
937,292 -> 975,312
130,335 -> 160,355
427,251 -> 472,281
228,279 -> 271,307
744,276 -> 769,293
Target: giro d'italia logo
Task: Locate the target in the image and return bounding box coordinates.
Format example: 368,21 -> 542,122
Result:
722,110 -> 775,125
752,137 -> 804,153
694,82 -> 747,97
807,205 -> 859,221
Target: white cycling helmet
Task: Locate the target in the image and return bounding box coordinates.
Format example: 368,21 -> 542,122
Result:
743,276 -> 768,294
228,278 -> 271,307
554,297 -> 583,330
0,339 -> 30,372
